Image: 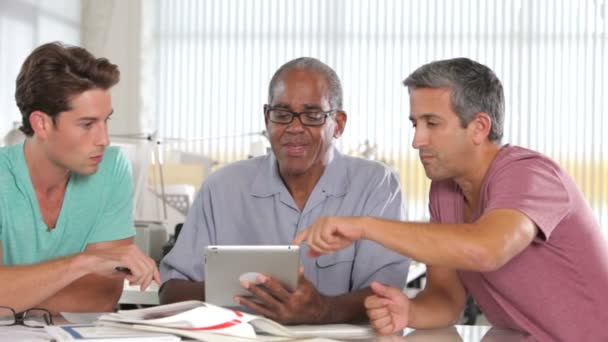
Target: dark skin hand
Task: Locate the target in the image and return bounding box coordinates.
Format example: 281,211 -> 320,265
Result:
234,267 -> 330,325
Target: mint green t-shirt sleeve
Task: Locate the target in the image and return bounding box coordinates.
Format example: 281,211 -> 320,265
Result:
88,148 -> 135,243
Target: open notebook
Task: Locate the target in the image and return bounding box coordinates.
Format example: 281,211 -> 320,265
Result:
97,300 -> 375,341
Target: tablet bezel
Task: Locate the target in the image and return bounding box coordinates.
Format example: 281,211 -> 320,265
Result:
204,245 -> 301,307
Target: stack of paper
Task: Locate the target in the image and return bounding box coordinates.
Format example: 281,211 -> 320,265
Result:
96,300 -> 375,341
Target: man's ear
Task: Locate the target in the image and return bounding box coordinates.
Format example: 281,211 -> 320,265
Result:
333,110 -> 347,139
29,111 -> 51,139
470,112 -> 492,145
263,105 -> 270,127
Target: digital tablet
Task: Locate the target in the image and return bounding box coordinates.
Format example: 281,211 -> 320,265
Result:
204,245 -> 300,307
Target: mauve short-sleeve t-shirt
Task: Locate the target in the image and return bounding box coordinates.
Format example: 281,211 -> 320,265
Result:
429,145 -> 608,341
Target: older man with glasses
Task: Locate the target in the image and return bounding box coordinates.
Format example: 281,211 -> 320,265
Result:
159,57 -> 410,325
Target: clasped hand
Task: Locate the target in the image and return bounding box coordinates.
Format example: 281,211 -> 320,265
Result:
365,282 -> 411,335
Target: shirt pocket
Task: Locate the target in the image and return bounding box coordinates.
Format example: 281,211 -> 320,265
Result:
314,247 -> 356,296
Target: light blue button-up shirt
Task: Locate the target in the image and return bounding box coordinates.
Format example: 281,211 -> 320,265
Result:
160,147 -> 409,295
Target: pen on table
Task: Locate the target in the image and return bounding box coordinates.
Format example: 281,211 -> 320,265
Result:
114,266 -> 133,275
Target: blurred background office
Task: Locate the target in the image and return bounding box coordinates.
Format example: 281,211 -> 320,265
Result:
1,0 -> 607,237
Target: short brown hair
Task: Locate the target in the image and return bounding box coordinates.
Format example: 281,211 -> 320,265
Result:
15,42 -> 120,136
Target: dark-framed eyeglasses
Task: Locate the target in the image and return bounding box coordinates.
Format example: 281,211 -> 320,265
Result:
264,105 -> 336,127
0,306 -> 53,328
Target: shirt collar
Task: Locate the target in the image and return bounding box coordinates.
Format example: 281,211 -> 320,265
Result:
250,146 -> 349,198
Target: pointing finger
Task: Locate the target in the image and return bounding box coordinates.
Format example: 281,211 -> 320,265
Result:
292,229 -> 309,245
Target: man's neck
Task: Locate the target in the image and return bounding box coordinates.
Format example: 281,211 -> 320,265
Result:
24,138 -> 70,195
281,166 -> 325,211
278,147 -> 333,210
453,143 -> 501,212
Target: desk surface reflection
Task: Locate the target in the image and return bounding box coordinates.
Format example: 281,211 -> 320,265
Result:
356,325 -> 530,342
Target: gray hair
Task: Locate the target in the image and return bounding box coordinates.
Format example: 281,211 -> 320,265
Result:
403,58 -> 504,142
268,57 -> 343,110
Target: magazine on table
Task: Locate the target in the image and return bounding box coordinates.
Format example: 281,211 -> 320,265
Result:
45,324 -> 180,341
97,300 -> 375,340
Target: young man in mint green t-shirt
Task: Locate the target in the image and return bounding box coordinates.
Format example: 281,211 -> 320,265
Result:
0,42 -> 160,314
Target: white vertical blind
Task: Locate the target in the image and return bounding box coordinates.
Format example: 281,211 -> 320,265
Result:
0,0 -> 81,139
152,0 -> 608,233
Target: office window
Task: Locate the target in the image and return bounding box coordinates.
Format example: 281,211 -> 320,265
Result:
151,0 -> 607,232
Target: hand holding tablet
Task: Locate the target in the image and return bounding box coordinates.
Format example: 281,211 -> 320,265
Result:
204,245 -> 301,307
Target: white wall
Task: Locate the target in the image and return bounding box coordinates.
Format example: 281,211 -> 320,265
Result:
81,0 -> 145,136
80,1 -> 188,227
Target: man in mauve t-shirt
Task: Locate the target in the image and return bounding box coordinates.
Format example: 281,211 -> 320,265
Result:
294,57 -> 608,341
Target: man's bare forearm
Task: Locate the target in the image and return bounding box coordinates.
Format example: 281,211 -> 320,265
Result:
159,279 -> 205,304
408,289 -> 464,328
362,211 -> 536,272
407,266 -> 467,329
0,254 -> 90,312
0,238 -> 158,313
37,274 -> 123,313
